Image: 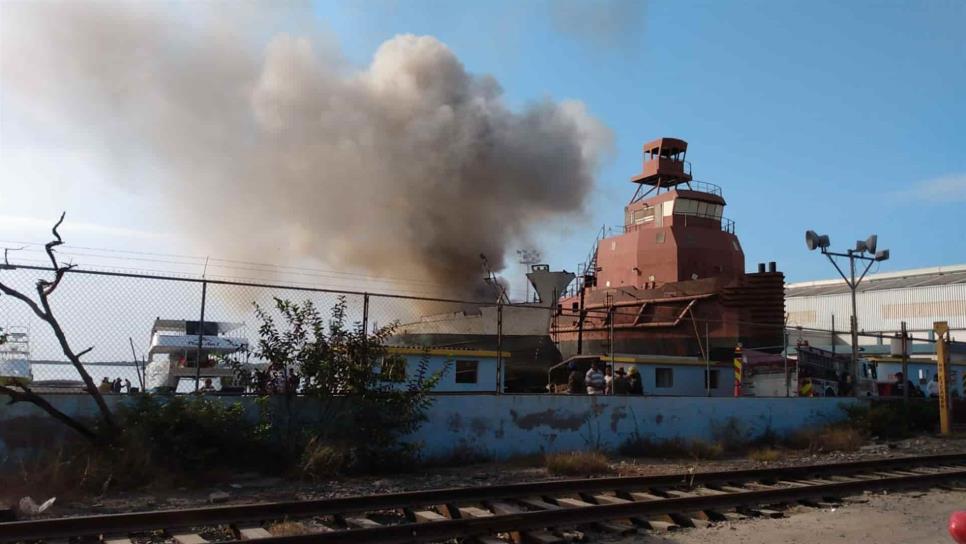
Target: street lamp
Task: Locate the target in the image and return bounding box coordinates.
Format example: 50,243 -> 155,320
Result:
517,248 -> 542,302
805,230 -> 889,391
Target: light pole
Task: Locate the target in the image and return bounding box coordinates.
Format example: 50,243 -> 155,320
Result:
805,230 -> 889,391
517,248 -> 542,302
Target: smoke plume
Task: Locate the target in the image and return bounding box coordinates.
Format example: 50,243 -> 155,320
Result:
1,2 -> 611,299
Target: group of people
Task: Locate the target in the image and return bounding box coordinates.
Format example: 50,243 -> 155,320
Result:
894,371 -> 942,398
97,376 -> 132,394
567,361 -> 644,395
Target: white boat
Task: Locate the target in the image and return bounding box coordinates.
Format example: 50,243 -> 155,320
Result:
143,319 -> 248,391
0,325 -> 31,385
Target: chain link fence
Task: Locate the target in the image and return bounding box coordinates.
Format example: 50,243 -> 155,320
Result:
1,263 -> 962,397
0,264 -> 559,395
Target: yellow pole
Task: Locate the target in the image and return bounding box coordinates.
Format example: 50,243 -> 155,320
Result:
935,321 -> 951,435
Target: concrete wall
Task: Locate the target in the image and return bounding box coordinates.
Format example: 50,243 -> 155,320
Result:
414,395 -> 858,459
0,393 -> 859,467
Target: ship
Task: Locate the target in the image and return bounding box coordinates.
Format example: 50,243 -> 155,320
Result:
552,137 -> 785,361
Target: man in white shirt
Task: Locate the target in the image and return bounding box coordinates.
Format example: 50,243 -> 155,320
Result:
927,374 -> 941,397
585,361 -> 605,395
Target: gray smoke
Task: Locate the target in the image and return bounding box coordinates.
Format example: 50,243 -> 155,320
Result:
1,2 -> 611,299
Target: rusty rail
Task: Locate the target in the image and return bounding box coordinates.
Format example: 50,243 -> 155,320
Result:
3,453 -> 966,543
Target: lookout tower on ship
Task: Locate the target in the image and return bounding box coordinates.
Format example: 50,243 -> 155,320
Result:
553,137 -> 785,361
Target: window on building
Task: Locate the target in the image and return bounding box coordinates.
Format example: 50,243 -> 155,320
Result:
705,369 -> 720,389
455,360 -> 479,384
634,207 -> 655,224
655,367 -> 673,388
379,355 -> 407,382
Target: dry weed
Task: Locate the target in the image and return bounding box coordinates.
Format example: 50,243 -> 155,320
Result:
748,447 -> 783,462
267,521 -> 312,536
544,451 -> 612,476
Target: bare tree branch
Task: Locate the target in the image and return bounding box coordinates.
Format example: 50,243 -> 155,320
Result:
35,280 -> 117,431
0,212 -> 118,440
0,281 -> 47,321
0,383 -> 98,441
45,211 -> 67,268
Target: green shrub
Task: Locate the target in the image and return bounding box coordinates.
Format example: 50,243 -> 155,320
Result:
115,395 -> 277,477
237,296 -> 444,473
843,400 -> 938,440
299,437 -> 346,480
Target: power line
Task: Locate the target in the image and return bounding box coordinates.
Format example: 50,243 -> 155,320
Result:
0,240 -> 463,291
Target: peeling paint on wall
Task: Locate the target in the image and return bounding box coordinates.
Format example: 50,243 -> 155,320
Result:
510,408 -> 588,431
610,406 -> 627,432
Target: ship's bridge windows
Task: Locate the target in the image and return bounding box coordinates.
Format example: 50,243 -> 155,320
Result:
632,207 -> 655,225
673,199 -> 723,220
646,147 -> 684,162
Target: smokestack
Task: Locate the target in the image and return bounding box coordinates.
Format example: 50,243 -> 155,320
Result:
1,3 -> 613,299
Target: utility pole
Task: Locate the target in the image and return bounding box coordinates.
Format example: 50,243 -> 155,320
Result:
901,321 -> 909,406
805,231 -> 889,392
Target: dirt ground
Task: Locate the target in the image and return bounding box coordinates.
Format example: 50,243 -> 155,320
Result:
9,435 -> 966,522
615,489 -> 966,544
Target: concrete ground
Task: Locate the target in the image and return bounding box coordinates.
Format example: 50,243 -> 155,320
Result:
618,489 -> 966,544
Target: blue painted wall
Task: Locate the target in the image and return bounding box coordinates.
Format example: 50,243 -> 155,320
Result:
0,393 -> 859,467
413,394 -> 858,459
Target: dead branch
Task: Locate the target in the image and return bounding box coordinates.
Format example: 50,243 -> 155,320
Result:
0,212 -> 118,441
0,383 -> 98,441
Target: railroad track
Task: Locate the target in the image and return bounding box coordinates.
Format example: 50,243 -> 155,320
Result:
4,453 -> 966,544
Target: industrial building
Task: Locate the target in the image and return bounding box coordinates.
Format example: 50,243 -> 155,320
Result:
785,264 -> 966,348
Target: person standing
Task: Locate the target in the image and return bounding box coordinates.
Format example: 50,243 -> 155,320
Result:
627,367 -> 643,395
928,374 -> 940,398
585,361 -> 605,395
604,366 -> 614,395
613,367 -> 630,395
566,362 -> 583,394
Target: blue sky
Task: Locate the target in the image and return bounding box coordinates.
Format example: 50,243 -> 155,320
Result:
310,0 -> 966,282
1,0 -> 964,289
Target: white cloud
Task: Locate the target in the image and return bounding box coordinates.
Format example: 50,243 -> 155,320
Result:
907,174 -> 966,203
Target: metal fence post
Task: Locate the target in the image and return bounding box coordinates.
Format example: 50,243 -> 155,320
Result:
496,302 -> 503,394
362,292 -> 370,363
901,321 -> 909,406
194,280 -> 208,393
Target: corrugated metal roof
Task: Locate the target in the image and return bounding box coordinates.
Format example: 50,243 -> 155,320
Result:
786,264 -> 966,297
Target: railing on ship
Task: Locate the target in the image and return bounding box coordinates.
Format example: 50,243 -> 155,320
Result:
622,212 -> 735,235
677,179 -> 722,197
